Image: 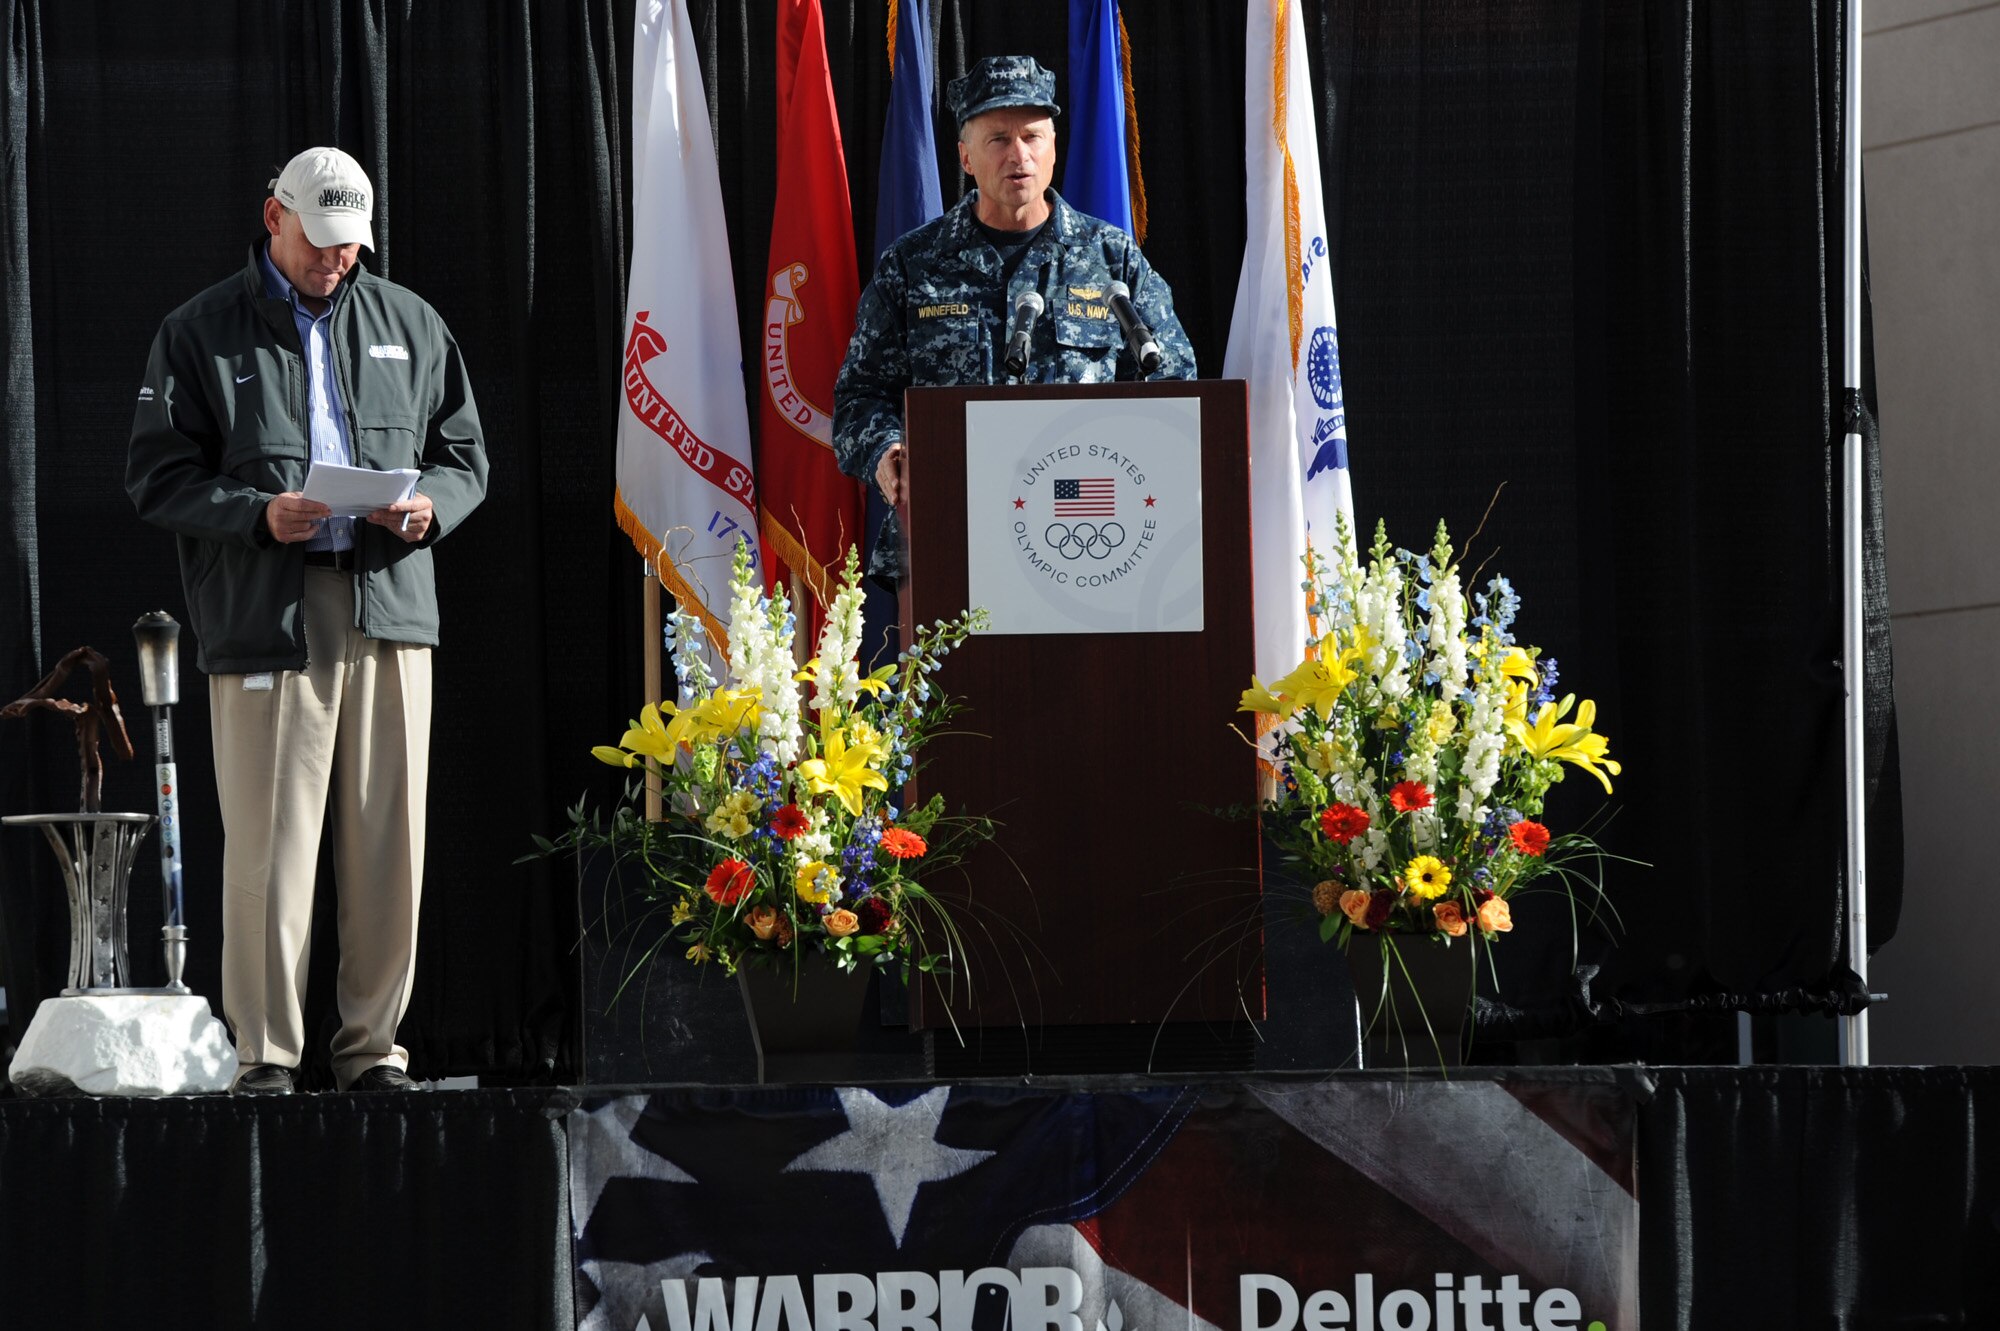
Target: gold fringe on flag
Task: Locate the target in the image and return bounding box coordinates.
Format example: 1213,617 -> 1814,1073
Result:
1301,539 -> 1323,660
614,487 -> 730,659
1274,0 -> 1303,372
758,506 -> 842,616
1117,8 -> 1149,245
886,0 -> 899,74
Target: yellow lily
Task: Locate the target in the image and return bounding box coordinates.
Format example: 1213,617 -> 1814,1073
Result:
1241,642 -> 1367,721
1507,694 -> 1622,794
797,724 -> 890,816
1496,649 -> 1539,730
1497,646 -> 1538,682
686,688 -> 762,745
1275,651 -> 1361,719
1238,676 -> 1292,716
794,659 -> 894,699
594,700 -> 690,768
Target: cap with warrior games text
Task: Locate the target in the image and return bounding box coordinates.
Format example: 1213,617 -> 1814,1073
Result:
269,147 -> 375,251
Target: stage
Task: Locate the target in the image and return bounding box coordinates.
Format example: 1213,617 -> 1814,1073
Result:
0,1065 -> 1989,1329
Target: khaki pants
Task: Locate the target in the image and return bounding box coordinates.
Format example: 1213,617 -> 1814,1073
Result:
209,568 -> 431,1089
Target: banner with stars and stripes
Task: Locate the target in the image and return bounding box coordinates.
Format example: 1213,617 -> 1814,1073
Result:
568,1079 -> 1639,1331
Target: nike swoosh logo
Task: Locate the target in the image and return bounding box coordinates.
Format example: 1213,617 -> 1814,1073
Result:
235,373 -> 256,384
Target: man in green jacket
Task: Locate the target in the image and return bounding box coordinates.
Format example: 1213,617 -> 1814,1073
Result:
126,147 -> 488,1095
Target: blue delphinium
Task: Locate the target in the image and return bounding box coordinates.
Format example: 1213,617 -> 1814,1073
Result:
1530,656 -> 1559,706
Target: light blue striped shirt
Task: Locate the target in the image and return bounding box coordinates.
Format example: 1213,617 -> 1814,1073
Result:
258,244 -> 355,552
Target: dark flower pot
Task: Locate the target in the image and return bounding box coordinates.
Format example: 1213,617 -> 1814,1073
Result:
737,951 -> 873,1083
1345,933 -> 1480,1069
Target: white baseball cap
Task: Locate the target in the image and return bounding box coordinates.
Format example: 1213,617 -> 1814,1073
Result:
269,146 -> 375,250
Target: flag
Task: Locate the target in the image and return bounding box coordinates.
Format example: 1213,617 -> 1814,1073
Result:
1053,478 -> 1117,516
615,0 -> 758,648
758,0 -> 865,638
874,0 -> 943,260
1062,0 -> 1147,241
1223,0 -> 1355,686
569,1081 -> 1639,1331
858,0 -> 945,669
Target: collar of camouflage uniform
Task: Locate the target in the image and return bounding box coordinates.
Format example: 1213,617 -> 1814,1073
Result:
945,188 -> 1090,258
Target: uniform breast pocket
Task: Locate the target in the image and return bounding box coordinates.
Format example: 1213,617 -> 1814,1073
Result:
1051,307 -> 1123,383
350,415 -> 423,469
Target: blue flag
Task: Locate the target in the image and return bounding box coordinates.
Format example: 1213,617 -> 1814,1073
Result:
863,0 -> 944,678
873,0 -> 943,260
1062,0 -> 1132,232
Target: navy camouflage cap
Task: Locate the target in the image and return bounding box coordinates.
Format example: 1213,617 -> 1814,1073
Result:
947,55 -> 1062,127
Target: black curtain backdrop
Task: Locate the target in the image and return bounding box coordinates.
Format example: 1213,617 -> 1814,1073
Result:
0,0 -> 1898,1079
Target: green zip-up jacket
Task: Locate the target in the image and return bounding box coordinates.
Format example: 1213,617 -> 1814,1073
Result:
126,242 -> 489,675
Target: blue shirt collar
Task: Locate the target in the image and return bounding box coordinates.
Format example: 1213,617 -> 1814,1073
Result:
257,241 -> 346,314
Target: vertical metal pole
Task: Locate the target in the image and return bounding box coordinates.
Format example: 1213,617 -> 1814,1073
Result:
152,707 -> 189,992
1837,0 -> 1871,1066
643,561 -> 664,823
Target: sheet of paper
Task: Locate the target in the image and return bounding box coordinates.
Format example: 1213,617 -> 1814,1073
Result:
301,461 -> 420,518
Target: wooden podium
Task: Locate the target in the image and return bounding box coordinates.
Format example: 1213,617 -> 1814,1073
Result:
899,381 -> 1263,1033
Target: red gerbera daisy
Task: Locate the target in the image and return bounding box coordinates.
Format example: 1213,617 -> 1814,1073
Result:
880,827 -> 928,860
1507,819 -> 1551,857
1319,803 -> 1371,845
704,858 -> 753,905
770,804 -> 810,840
1388,781 -> 1433,813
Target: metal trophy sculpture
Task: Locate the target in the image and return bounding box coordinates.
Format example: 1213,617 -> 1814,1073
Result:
2,626 -> 235,1096
132,612 -> 190,993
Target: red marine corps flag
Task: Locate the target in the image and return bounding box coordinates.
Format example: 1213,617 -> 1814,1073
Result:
616,0 -> 759,646
757,0 -> 864,640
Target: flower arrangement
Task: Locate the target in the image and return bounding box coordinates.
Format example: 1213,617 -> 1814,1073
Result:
1241,519 -> 1626,1051
561,541 -> 990,982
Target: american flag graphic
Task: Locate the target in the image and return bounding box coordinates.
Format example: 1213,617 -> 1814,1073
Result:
1053,478 -> 1116,516
568,1081 -> 1638,1331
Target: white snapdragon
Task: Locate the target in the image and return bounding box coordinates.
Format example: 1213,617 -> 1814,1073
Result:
1356,567 -> 1411,703
1408,809 -> 1441,854
809,576 -> 869,713
726,573 -> 803,766
1424,571 -> 1468,696
1455,655 -> 1508,825
794,808 -> 835,864
1357,825 -> 1390,874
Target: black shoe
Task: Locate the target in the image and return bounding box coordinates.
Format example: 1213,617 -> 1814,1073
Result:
233,1064 -> 295,1095
347,1065 -> 419,1092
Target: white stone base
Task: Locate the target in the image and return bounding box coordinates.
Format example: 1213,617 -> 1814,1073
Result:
8,994 -> 238,1096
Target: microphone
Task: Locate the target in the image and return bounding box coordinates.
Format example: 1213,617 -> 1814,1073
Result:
1004,290 -> 1044,379
1107,280 -> 1163,376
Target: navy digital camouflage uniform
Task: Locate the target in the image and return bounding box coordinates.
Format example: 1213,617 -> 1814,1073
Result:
833,55 -> 1195,580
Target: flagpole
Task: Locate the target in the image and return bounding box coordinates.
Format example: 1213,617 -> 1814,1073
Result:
1837,0 -> 1869,1066
643,562 -> 664,822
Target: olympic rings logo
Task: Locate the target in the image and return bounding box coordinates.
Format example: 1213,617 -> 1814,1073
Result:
1045,522 -> 1128,561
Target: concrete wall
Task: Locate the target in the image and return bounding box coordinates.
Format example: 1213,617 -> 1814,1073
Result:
1862,0 -> 2000,1064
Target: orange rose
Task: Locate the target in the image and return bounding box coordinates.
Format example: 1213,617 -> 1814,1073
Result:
1339,888 -> 1373,929
825,908 -> 860,938
745,906 -> 780,940
1476,897 -> 1514,934
1312,880 -> 1343,916
1432,901 -> 1468,938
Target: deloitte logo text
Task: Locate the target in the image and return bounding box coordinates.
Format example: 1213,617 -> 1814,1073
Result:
1241,1273 -> 1604,1331
659,1268 -> 1120,1331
